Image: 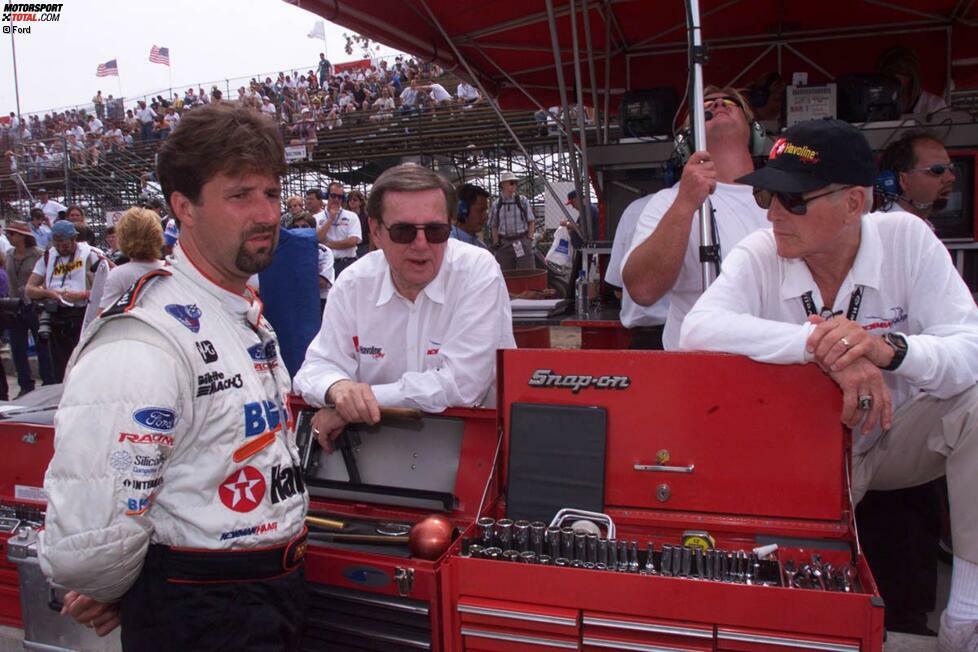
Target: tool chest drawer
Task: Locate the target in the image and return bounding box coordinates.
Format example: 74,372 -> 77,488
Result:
458,596 -> 580,651
581,612 -> 713,651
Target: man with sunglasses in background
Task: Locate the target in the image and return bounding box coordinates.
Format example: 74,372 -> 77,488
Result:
878,129 -> 957,231
621,86 -> 768,349
316,181 -> 362,276
295,163 -> 515,447
680,118 -> 978,652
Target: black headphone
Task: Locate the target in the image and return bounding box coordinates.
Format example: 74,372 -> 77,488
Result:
673,119 -> 768,165
457,199 -> 470,223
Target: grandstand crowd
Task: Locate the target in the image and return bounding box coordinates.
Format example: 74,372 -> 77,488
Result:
1,54 -> 480,179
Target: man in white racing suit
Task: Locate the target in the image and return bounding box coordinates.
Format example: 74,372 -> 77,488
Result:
39,103 -> 309,650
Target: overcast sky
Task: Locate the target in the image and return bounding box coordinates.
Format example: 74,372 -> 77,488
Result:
0,0 -> 404,116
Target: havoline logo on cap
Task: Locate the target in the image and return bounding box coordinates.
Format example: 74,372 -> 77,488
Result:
770,137 -> 820,164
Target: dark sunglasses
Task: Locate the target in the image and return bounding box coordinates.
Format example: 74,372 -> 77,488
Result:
704,95 -> 744,110
753,185 -> 854,215
328,192 -> 345,200
382,221 -> 452,244
908,162 -> 957,176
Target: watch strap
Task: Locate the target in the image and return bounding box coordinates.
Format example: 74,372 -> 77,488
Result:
882,332 -> 907,371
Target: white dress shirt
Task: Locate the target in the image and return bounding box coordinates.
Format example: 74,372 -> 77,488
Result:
294,239 -> 516,412
623,182 -> 768,348
680,211 -> 978,452
608,195 -> 668,327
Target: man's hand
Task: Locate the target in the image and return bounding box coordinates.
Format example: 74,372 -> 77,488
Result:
310,407 -> 348,452
326,380 -> 381,426
675,151 -> 717,212
61,591 -> 120,637
827,357 -> 893,435
806,316 -> 894,372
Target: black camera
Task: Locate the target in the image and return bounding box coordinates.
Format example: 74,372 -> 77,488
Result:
37,299 -> 61,340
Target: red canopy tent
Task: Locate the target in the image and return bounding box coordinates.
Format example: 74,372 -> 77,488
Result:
296,0 -> 978,113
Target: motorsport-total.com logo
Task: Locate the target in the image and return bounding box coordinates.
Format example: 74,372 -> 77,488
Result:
2,3 -> 63,34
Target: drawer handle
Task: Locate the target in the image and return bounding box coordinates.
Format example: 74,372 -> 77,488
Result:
459,603 -> 578,627
633,464 -> 694,474
461,627 -> 579,649
583,616 -> 712,639
717,630 -> 860,652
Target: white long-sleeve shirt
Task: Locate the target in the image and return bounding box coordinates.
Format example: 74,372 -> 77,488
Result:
294,239 -> 516,411
622,182 -> 768,347
680,211 -> 978,452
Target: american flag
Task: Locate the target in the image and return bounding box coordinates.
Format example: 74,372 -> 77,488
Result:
149,45 -> 170,66
96,59 -> 119,77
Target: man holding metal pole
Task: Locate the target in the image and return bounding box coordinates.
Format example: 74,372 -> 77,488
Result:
621,86 -> 768,350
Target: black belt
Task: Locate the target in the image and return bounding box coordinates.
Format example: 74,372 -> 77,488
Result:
628,325 -> 665,334
151,527 -> 307,584
500,233 -> 528,240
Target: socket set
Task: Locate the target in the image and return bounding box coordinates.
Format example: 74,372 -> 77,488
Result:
462,518 -> 857,592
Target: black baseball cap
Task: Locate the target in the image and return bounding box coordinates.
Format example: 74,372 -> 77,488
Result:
736,118 -> 876,193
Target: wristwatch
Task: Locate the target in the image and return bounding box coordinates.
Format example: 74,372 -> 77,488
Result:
881,332 -> 908,371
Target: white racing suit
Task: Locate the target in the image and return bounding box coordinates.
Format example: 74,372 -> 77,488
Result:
39,246 -> 309,613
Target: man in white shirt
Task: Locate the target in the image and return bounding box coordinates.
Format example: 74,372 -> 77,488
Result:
34,188 -> 66,224
679,118 -> 978,652
606,194 -> 669,349
456,81 -> 481,106
304,187 -> 327,227
621,86 -> 768,350
136,101 -> 157,142
294,163 -> 515,445
877,129 -> 956,230
87,115 -> 104,136
316,182 -> 362,276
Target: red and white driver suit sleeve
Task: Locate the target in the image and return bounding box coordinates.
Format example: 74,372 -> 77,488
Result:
39,320 -> 191,603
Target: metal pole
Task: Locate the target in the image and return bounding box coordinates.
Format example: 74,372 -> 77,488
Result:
581,0 -> 601,145
603,0 -> 612,145
687,0 -> 717,290
568,0 -> 594,240
416,0 -> 577,225
10,28 -> 22,125
545,0 -> 587,235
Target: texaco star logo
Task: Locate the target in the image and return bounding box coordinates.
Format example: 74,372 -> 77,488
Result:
218,466 -> 266,513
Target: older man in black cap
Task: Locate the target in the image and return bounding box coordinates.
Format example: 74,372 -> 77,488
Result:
680,117 -> 978,651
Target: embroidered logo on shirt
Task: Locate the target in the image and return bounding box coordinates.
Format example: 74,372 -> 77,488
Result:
218,466 -> 266,513
165,304 -> 202,333
247,341 -> 279,372
353,336 -> 385,359
862,307 -> 908,331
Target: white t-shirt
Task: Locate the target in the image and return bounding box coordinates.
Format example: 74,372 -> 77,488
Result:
608,195 -> 668,327
320,208 -> 362,259
88,118 -> 104,135
137,107 -> 156,124
429,83 -> 452,102
457,82 -> 480,101
35,199 -> 67,223
622,181 -> 768,348
163,113 -> 180,130
680,211 -> 978,453
98,260 -> 165,310
293,239 -> 516,411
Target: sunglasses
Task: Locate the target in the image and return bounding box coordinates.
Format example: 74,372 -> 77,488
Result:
382,221 -> 452,244
907,162 -> 957,176
328,192 -> 344,200
704,95 -> 744,110
753,185 -> 854,215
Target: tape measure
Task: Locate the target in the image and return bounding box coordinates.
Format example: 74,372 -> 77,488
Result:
681,530 -> 715,551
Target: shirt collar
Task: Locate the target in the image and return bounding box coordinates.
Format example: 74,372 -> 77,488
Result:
375,241 -> 452,307
170,243 -> 260,326
780,214 -> 883,302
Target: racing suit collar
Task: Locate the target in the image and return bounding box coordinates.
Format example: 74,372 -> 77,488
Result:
170,243 -> 262,327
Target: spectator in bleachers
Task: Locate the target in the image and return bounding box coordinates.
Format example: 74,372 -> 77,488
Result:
318,53 -> 333,85
98,207 -> 165,311
136,101 -> 156,142
163,106 -> 180,133
457,81 -> 482,107
318,181 -> 362,276
92,91 -> 104,120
